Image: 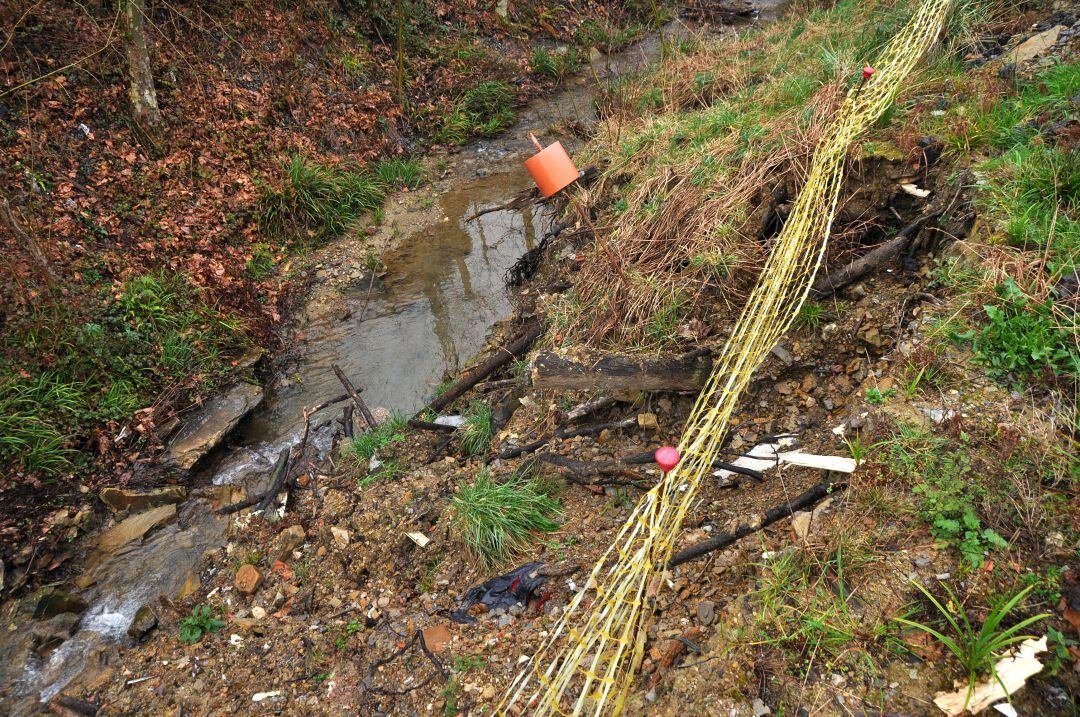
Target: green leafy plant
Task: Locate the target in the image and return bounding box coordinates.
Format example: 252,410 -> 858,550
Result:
970,278 -> 1078,381
436,81 -> 515,144
450,467 -> 562,567
865,386 -> 897,405
459,400 -> 494,456
179,605 -> 225,644
895,582 -> 1049,705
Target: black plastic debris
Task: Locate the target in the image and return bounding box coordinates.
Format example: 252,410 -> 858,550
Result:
450,562 -> 549,624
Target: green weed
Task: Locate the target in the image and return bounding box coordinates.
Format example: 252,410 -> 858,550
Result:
865,387 -> 897,405
450,467 -> 562,568
964,278 -> 1078,382
895,582 -> 1049,706
179,605 -> 225,644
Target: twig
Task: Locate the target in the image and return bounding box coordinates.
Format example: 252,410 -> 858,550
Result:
668,481 -> 847,567
332,364 -> 378,428
407,418 -> 457,433
364,629 -> 447,696
215,448 -> 290,516
497,417 -> 636,459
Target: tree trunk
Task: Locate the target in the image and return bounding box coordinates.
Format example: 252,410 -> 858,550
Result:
122,0 -> 161,127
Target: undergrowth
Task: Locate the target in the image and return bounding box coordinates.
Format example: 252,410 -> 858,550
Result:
0,273 -> 247,475
435,81 -> 516,145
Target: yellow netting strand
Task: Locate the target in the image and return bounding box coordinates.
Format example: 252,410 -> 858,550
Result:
499,2 -> 953,715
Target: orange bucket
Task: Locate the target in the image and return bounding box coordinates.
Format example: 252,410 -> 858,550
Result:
524,133 -> 579,198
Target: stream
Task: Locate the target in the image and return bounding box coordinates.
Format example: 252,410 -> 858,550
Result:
0,27 -> 685,716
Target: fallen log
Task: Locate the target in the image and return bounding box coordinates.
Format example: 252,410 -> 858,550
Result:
531,349 -> 712,392
668,480 -> 847,567
811,208 -> 944,296
422,320 -> 543,414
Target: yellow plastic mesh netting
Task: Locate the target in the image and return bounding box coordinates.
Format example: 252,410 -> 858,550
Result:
500,1 -> 954,714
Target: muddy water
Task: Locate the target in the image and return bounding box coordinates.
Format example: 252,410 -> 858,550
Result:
2,30 -> 682,716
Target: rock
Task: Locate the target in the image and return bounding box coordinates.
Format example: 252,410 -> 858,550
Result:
164,382 -> 263,470
376,595 -> 390,609
422,623 -> 453,653
97,504 -> 177,552
914,555 -> 932,568
497,613 -> 515,628
331,526 -> 350,548
31,612 -> 81,655
696,600 -> 715,626
177,569 -> 200,600
637,413 -> 659,431
791,511 -> 813,539
251,606 -> 267,620
495,0 -> 509,19
1008,26 -> 1064,65
270,525 -> 306,562
33,590 -> 88,619
752,698 -> 772,716
128,605 -> 158,639
234,564 -> 264,595
100,485 -> 187,513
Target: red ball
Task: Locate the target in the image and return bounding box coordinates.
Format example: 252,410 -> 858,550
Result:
862,65 -> 876,80
654,446 -> 680,473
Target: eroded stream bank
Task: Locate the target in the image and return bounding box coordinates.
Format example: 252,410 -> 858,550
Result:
0,26 -> 689,716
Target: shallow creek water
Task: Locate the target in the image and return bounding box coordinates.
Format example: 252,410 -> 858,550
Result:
2,29 -> 688,715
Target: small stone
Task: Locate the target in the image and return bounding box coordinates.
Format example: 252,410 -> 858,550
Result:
316,545 -> 327,557
645,688 -> 657,703
127,605 -> 158,639
914,556 -> 932,568
234,564 -> 264,595
331,526 -> 350,548
497,614 -> 515,628
752,698 -> 772,716
270,525 -> 305,562
377,596 -> 390,609
696,600 -> 715,626
251,606 -> 267,620
422,623 -> 453,653
637,413 -> 659,431
791,511 -> 813,539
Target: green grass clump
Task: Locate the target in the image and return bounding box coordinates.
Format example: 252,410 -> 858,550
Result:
341,414 -> 407,462
575,18 -> 642,52
179,605 -> 225,644
794,301 -> 826,329
531,47 -> 584,80
261,154 -> 385,242
436,81 -> 515,144
459,400 -> 494,456
895,582 -> 1048,706
450,468 -> 562,567
375,157 -> 424,189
